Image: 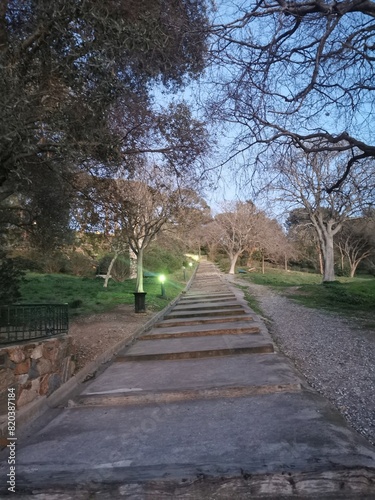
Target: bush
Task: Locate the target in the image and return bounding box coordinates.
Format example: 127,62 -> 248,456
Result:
144,245 -> 184,274
41,253 -> 70,274
215,255 -> 230,273
65,251 -> 96,277
0,251 -> 25,305
12,255 -> 43,272
335,266 -> 351,277
69,298 -> 83,309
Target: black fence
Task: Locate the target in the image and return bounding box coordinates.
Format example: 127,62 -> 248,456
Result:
0,304 -> 69,345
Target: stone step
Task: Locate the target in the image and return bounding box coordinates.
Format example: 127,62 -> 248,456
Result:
184,290 -> 231,296
74,383 -> 301,407
178,295 -> 236,304
141,321 -> 260,340
182,295 -> 234,302
172,301 -> 242,312
116,334 -> 274,361
156,315 -> 254,328
80,353 -> 301,399
188,283 -> 225,287
165,307 -> 247,319
14,392 -> 375,492
188,281 -> 227,286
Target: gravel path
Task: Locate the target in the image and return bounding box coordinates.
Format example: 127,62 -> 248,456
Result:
235,278 -> 375,446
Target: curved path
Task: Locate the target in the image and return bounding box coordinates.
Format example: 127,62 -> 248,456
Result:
1,262 -> 375,499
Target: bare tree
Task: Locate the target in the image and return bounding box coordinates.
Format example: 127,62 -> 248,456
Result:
257,215 -> 295,273
336,217 -> 375,277
286,209 -> 324,274
271,151 -> 374,281
94,173 -> 178,292
120,179 -> 177,294
211,201 -> 261,274
209,0 -> 375,189
78,165 -> 205,293
200,221 -> 221,261
172,189 -> 212,256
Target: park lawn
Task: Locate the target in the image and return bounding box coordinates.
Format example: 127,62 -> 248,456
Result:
240,268 -> 375,317
19,268 -> 191,317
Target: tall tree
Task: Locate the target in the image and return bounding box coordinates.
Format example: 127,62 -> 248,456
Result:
256,215 -> 294,273
271,151 -> 374,281
335,217 -> 375,277
172,189 -> 212,256
286,208 -> 324,274
77,165 -> 204,293
211,201 -> 261,274
0,0 -> 209,247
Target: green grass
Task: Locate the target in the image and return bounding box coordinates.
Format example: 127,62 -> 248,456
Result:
244,268 -> 323,287
237,285 -> 265,318
240,268 -> 375,317
19,268 -> 194,317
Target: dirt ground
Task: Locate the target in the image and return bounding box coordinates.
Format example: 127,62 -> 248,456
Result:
68,305 -> 155,372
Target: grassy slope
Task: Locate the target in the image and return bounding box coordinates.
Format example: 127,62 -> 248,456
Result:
239,268 -> 375,321
19,268 -> 193,317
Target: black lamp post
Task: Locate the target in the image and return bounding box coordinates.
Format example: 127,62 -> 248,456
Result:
159,274 -> 166,298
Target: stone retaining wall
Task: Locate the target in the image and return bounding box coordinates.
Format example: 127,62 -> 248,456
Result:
0,336 -> 75,417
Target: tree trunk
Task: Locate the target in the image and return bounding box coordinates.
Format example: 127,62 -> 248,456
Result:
321,231 -> 335,282
261,253 -> 265,274
129,245 -> 137,279
347,250 -> 371,279
311,215 -> 338,282
348,255 -> 370,278
339,248 -> 345,271
103,252 -> 118,288
284,254 -> 288,272
349,263 -> 358,278
229,252 -> 240,274
207,243 -> 217,261
246,248 -> 255,268
317,245 -> 323,275
135,248 -> 144,293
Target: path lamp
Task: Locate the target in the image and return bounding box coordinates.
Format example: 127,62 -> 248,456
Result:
159,274 -> 167,298
182,266 -> 186,281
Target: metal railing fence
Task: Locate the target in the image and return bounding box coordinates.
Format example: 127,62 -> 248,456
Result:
0,304 -> 69,345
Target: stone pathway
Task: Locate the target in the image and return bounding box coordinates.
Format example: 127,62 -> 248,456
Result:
1,262 -> 375,498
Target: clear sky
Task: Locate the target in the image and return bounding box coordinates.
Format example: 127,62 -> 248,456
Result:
149,2 -> 295,220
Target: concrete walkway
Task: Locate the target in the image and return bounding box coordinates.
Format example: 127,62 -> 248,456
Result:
1,262 -> 375,498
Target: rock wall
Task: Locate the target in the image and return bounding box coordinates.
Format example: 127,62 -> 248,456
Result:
0,336 -> 75,416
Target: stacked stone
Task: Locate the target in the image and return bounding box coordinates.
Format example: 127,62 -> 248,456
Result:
0,337 -> 75,417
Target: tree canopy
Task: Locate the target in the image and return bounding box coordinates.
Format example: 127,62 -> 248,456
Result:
0,0 -> 210,248
209,200 -> 262,274
209,0 -> 375,189
74,163 -> 207,292
270,149 -> 374,280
